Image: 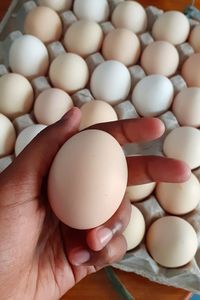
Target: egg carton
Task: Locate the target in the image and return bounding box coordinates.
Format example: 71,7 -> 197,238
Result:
1,0 -> 200,295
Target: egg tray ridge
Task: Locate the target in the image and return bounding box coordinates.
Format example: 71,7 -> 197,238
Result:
0,0 -> 200,294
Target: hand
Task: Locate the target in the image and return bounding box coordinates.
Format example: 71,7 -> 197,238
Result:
0,108 -> 190,300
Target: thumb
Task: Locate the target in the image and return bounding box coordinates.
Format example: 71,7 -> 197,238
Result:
1,107 -> 81,188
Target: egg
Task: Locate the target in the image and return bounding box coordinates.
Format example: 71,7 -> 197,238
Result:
126,183 -> 156,203
182,54 -> 200,87
152,11 -> 190,45
73,0 -> 110,23
189,25 -> 200,53
102,28 -> 141,67
163,127 -> 200,170
34,88 -> 74,125
9,35 -> 49,79
0,114 -> 16,157
38,0 -> 73,12
80,100 -> 118,130
112,1 -> 147,34
24,6 -> 62,43
172,88 -> 200,128
0,73 -> 34,119
141,41 -> 179,77
64,20 -> 103,58
90,60 -> 131,105
146,216 -> 198,268
123,205 -> 146,251
15,124 -> 47,156
49,53 -> 89,93
48,129 -> 128,229
132,75 -> 174,117
156,174 -> 200,215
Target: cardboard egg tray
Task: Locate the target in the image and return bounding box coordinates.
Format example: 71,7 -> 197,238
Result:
0,0 -> 200,294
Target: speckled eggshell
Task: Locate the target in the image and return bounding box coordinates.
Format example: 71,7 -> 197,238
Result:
48,129 -> 128,229
80,100 -> 118,130
34,88 -> 74,125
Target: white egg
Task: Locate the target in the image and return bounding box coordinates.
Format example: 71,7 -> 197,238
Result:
126,183 -> 156,202
73,0 -> 110,23
9,35 -> 49,79
15,124 -> 47,156
132,75 -> 174,117
90,60 -> 131,105
0,114 -> 16,157
123,205 -> 146,251
163,127 -> 200,170
156,174 -> 200,215
38,0 -> 73,12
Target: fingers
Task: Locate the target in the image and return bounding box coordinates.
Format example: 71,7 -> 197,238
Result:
2,108 -> 81,186
68,235 -> 127,268
86,197 -> 132,251
90,118 -> 165,145
127,156 -> 191,185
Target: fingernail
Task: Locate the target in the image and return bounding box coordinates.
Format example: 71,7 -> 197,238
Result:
61,108 -> 76,121
97,228 -> 113,248
71,248 -> 90,266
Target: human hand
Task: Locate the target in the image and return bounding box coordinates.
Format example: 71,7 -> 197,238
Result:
0,107 -> 190,300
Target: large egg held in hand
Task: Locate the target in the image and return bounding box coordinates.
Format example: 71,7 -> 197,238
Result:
48,129 -> 128,229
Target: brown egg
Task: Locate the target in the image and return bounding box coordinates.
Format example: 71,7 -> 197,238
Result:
24,6 -> 62,43
64,20 -> 103,58
102,28 -> 141,67
189,25 -> 200,53
182,53 -> 200,87
141,41 -> 179,77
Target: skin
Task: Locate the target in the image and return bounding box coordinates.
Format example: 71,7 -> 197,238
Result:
0,107 -> 190,300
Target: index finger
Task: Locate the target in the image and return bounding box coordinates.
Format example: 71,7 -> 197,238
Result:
90,118 -> 165,145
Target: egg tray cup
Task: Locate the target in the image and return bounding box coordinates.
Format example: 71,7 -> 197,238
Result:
1,0 -> 200,295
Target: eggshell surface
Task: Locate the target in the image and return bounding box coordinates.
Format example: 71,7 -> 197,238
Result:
38,0 -> 73,12
126,183 -> 156,202
172,88 -> 200,127
112,1 -> 147,34
64,20 -> 103,58
189,25 -> 200,53
24,6 -> 62,43
49,53 -> 89,93
15,124 -> 47,156
34,88 -> 74,125
141,41 -> 179,77
73,0 -> 110,23
156,174 -> 200,215
152,11 -> 190,45
146,216 -> 198,268
48,129 -> 128,229
9,35 -> 49,79
123,205 -> 146,251
0,73 -> 34,119
80,100 -> 118,130
90,60 -> 131,105
132,75 -> 174,117
0,114 -> 16,157
163,127 -> 200,170
182,54 -> 200,87
102,28 -> 141,67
